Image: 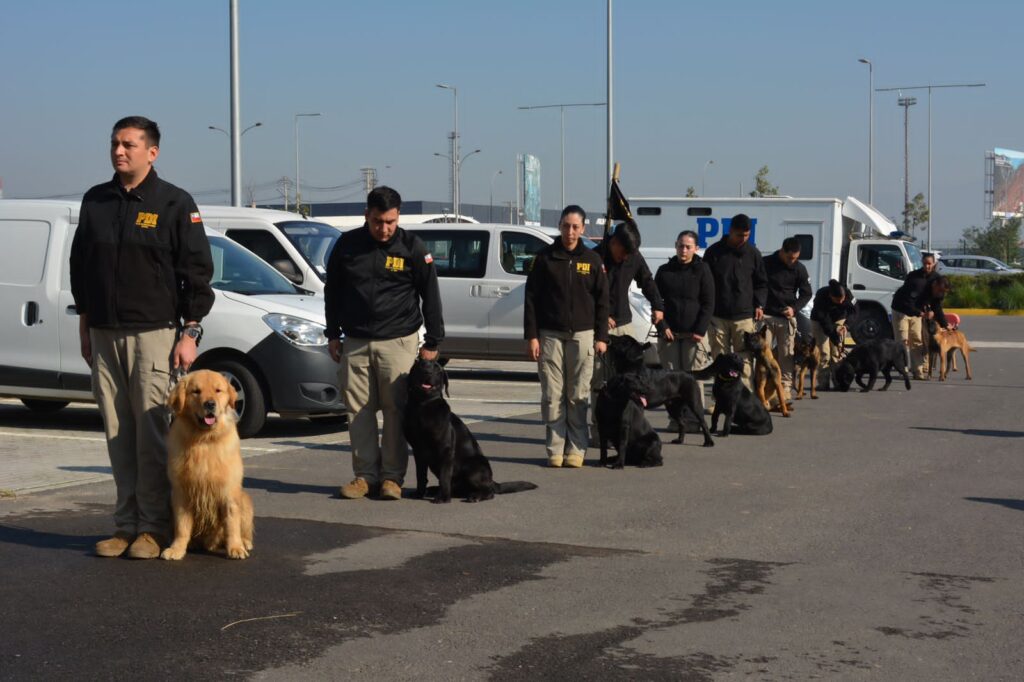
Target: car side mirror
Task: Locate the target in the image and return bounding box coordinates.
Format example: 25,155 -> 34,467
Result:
271,259 -> 303,284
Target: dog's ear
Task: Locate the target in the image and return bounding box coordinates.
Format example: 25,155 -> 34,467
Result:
642,341 -> 652,351
167,376 -> 189,415
759,325 -> 769,338
443,368 -> 450,398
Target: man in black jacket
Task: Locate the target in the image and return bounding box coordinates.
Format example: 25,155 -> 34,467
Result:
763,237 -> 813,405
325,187 -> 444,500
702,214 -> 768,390
891,265 -> 950,379
525,205 -> 609,467
70,116 -> 215,559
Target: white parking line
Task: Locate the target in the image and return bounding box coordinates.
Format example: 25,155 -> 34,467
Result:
968,341 -> 1024,349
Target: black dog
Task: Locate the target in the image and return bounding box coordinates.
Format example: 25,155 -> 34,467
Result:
404,358 -> 537,503
605,336 -> 714,447
831,339 -> 911,393
694,353 -> 773,436
595,373 -> 663,469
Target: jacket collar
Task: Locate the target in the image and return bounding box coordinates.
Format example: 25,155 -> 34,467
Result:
106,168 -> 160,201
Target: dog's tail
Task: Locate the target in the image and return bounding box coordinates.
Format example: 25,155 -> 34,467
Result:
494,481 -> 538,495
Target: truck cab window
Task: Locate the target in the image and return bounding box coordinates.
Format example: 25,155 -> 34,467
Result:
410,230 -> 489,278
225,229 -> 302,282
858,243 -> 906,279
500,232 -> 548,275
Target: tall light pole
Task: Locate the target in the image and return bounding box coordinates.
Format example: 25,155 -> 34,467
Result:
858,58 -> 874,204
436,83 -> 459,218
897,96 -> 917,231
433,149 -> 480,221
209,122 -> 262,137
229,0 -> 241,206
701,159 -> 714,196
607,0 -> 614,192
517,102 -> 606,208
490,169 -> 502,223
210,123 -> 261,202
877,83 -> 985,251
293,112 -> 321,213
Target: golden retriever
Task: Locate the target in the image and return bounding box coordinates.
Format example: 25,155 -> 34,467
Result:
161,370 -> 254,560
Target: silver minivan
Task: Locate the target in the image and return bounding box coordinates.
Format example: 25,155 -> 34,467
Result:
938,255 -> 1022,276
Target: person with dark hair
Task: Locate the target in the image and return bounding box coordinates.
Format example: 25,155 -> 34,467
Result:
762,236 -> 813,407
810,279 -> 856,371
70,116 -> 215,559
701,213 -> 767,391
589,221 -> 664,439
655,229 -> 715,417
525,205 -> 609,467
891,267 -> 950,380
325,186 -> 444,500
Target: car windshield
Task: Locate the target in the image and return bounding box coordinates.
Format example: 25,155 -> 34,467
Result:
987,257 -> 1012,269
904,242 -> 924,271
276,220 -> 339,280
208,235 -> 299,295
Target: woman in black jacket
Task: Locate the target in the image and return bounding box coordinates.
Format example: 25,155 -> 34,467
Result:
655,230 -> 715,379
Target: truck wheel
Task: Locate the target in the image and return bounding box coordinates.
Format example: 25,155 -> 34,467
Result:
850,308 -> 892,344
207,360 -> 266,438
21,399 -> 70,413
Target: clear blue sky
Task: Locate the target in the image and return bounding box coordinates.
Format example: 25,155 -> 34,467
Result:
2,0 -> 1021,245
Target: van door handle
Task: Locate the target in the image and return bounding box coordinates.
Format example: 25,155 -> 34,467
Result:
852,284 -> 866,290
24,301 -> 40,326
494,286 -> 511,297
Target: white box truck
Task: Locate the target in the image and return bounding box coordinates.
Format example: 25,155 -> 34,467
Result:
627,195 -> 925,342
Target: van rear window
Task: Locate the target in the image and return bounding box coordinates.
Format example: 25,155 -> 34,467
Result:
686,207 -> 713,216
636,207 -> 661,216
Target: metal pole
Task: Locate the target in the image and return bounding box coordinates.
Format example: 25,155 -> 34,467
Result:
293,113 -> 321,213
560,105 -> 565,209
454,88 -> 459,220
927,86 -> 932,251
702,160 -> 713,196
859,59 -> 873,204
897,96 -> 916,231
229,0 -> 241,206
490,169 -> 502,223
607,0 -> 614,192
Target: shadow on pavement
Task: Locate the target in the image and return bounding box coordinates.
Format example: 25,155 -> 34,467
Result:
911,426 -> 1024,438
244,477 -> 339,497
0,523 -> 100,553
60,465 -> 112,474
964,497 -> 1024,512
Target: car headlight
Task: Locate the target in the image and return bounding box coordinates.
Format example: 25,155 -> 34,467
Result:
262,313 -> 328,347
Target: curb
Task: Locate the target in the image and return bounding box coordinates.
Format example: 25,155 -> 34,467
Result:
944,308 -> 1024,317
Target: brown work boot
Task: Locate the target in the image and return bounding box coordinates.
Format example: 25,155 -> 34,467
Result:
95,531 -> 134,558
378,480 -> 402,501
340,477 -> 370,499
127,532 -> 165,560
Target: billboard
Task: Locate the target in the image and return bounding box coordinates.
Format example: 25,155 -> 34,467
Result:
521,154 -> 541,226
992,147 -> 1024,217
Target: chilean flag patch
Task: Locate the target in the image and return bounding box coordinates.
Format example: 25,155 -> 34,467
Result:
424,253 -> 434,264
190,212 -> 202,223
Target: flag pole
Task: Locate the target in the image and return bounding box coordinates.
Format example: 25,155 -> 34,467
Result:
604,162 -> 621,240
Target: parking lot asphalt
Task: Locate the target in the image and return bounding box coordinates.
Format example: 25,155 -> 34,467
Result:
1,316 -> 1022,680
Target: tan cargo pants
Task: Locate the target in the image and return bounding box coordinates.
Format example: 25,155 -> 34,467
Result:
339,332 -> 419,486
812,319 -> 847,368
708,316 -> 756,390
892,311 -> 927,378
90,326 -> 177,538
539,329 -> 595,458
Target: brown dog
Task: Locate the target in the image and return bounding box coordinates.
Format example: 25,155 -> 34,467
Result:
161,370 -> 254,560
744,328 -> 791,417
793,332 -> 821,400
927,321 -> 974,381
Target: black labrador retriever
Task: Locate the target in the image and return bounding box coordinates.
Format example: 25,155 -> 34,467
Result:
831,339 -> 911,393
605,336 -> 715,447
404,357 -> 537,503
694,353 -> 773,436
594,373 -> 663,469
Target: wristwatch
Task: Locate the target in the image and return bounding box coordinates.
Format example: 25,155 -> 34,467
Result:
182,323 -> 203,346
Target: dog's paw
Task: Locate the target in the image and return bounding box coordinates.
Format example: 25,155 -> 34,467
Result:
811,395 -> 819,399
226,544 -> 250,560
431,496 -> 451,504
702,440 -> 715,447
411,489 -> 426,499
161,546 -> 186,561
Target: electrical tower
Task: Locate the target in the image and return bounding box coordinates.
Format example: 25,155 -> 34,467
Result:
360,167 -> 377,195
898,96 -> 917,231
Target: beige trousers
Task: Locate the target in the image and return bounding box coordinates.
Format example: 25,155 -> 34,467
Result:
90,326 -> 177,537
763,315 -> 797,393
892,311 -> 926,377
539,329 -> 595,458
340,332 -> 419,486
708,316 -> 756,390
812,319 -> 847,368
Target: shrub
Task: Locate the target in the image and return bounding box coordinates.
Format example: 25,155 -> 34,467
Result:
946,277 -> 991,308
992,281 -> 1024,310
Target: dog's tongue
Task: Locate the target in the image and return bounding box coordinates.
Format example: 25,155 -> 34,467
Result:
204,415 -> 217,426
729,371 -> 739,378
421,383 -> 433,390
639,396 -> 648,408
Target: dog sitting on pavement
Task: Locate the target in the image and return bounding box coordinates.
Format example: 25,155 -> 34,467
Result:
793,332 -> 821,400
605,335 -> 715,447
831,339 -> 911,393
743,327 -> 791,417
404,357 -> 537,503
926,319 -> 974,381
694,353 -> 773,436
595,373 -> 663,469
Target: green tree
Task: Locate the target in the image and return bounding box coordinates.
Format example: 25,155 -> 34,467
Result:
902,192 -> 929,235
686,186 -> 697,197
963,216 -> 1022,263
748,165 -> 779,197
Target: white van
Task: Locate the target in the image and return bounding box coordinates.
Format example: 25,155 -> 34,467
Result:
0,200 -> 345,437
200,206 -> 340,295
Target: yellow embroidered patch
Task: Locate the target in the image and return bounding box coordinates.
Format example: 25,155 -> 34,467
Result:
576,262 -> 591,275
135,212 -> 159,229
385,255 -> 405,272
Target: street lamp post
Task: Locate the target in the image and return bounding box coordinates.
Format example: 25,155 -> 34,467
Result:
701,159 -> 714,196
209,122 -> 263,137
436,83 -> 459,218
209,123 -> 262,203
490,169 -> 502,223
858,58 -> 874,204
293,113 -> 321,213
517,102 -> 606,209
897,96 -> 917,231
433,149 -> 481,222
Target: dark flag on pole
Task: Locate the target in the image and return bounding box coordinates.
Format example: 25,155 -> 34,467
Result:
604,163 -> 635,240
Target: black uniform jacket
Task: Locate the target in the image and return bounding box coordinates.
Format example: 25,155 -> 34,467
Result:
593,240 -> 663,326
891,269 -> 948,328
654,254 -> 715,337
810,284 -> 857,344
324,224 -> 444,348
701,237 -> 768,320
70,170 -> 214,328
763,252 -> 813,317
524,239 -> 609,342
